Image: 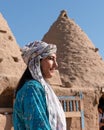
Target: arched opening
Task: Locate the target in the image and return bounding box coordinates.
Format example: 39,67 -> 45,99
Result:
98,94 -> 104,130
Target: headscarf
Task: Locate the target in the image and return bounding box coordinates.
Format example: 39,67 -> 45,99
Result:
22,40 -> 66,130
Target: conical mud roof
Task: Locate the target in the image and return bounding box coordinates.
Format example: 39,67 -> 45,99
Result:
0,13 -> 26,97
42,10 -> 104,88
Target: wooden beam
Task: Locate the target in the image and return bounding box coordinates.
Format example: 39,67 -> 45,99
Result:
0,108 -> 13,114
65,111 -> 81,118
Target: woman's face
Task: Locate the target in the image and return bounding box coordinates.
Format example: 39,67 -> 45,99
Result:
40,53 -> 58,79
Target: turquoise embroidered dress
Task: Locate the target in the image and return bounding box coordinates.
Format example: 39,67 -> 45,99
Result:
13,80 -> 51,130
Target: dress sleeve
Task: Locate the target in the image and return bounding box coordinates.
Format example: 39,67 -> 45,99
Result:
13,81 -> 51,130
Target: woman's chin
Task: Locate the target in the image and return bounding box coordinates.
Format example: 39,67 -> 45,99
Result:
45,74 -> 54,79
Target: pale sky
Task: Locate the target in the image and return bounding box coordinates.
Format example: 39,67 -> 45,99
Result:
0,0 -> 104,59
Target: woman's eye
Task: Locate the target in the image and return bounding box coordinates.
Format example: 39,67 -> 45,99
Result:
47,56 -> 54,60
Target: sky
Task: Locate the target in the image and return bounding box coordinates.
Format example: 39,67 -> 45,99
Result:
0,0 -> 104,59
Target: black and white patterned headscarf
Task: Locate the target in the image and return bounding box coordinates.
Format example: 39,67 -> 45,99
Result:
22,41 -> 66,130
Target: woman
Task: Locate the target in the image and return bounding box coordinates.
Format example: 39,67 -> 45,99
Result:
13,41 -> 66,130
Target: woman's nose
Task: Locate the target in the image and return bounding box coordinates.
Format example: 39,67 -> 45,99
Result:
54,60 -> 58,68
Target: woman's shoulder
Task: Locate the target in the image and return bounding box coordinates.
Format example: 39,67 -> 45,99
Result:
16,80 -> 44,98
25,79 -> 41,86
23,79 -> 43,90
